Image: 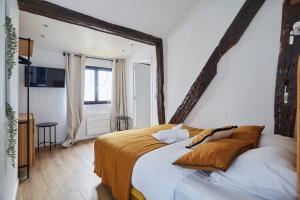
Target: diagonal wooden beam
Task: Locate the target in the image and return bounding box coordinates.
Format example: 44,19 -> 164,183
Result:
169,0 -> 265,124
18,0 -> 166,124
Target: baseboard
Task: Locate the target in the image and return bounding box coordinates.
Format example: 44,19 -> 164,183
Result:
33,132 -> 109,148
34,140 -> 64,148
33,136 -> 99,148
12,178 -> 19,200
78,134 -> 102,141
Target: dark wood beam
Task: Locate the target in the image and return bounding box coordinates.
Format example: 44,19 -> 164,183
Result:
169,0 -> 265,124
274,0 -> 300,137
290,0 -> 300,5
18,0 -> 166,124
18,0 -> 161,45
155,40 -> 166,124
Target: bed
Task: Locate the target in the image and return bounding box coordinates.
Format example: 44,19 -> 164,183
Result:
94,121 -> 298,200
131,135 -> 263,200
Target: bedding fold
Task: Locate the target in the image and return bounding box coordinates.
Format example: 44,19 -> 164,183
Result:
94,124 -> 202,200
152,128 -> 189,143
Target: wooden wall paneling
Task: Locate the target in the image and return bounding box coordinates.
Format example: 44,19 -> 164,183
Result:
18,0 -> 166,124
169,0 -> 265,124
274,1 -> 300,137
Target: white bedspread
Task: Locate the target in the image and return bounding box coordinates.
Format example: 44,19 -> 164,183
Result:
131,137 -> 263,200
175,171 -> 263,200
132,137 -> 195,200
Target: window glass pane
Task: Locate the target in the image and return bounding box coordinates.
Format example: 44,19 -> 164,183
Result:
97,70 -> 112,102
84,69 -> 95,101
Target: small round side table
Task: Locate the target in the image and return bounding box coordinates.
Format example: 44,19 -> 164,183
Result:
36,122 -> 58,151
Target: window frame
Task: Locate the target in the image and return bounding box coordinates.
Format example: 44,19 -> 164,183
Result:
84,66 -> 112,105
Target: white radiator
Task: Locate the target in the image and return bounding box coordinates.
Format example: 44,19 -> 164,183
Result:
86,113 -> 110,136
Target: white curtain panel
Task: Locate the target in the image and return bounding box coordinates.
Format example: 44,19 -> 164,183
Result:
62,53 -> 86,147
111,59 -> 128,131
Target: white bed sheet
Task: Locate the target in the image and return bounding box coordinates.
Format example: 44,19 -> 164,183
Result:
131,137 -> 264,200
132,137 -> 195,200
175,171 -> 263,200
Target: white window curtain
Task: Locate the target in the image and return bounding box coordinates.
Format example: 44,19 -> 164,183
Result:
62,53 -> 86,147
111,59 -> 128,131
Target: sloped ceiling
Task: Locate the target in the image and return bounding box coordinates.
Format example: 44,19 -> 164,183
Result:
46,0 -> 200,37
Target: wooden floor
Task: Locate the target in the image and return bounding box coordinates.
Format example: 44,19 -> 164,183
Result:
17,139 -> 114,200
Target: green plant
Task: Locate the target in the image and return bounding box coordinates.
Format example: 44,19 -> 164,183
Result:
5,16 -> 17,79
6,103 -> 17,168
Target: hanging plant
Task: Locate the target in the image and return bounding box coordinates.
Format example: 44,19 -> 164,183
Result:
6,103 -> 17,168
5,16 -> 17,79
4,16 -> 18,168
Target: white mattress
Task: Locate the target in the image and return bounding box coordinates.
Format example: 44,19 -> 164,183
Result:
131,137 -> 264,200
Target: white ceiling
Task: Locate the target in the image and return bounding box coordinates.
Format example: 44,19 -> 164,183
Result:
19,11 -> 153,59
46,0 -> 200,37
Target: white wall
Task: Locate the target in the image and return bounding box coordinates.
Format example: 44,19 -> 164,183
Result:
126,46 -> 158,128
19,48 -> 67,144
19,48 -> 113,145
0,0 -> 19,199
165,0 -> 282,134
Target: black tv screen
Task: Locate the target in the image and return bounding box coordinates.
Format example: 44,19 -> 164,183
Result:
25,66 -> 65,88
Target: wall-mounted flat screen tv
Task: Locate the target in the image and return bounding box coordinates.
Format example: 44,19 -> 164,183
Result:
25,66 -> 65,88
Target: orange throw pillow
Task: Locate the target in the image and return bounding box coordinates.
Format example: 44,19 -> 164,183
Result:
173,139 -> 252,171
229,125 -> 265,148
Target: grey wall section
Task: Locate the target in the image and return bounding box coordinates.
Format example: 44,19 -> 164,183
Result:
0,0 -> 19,199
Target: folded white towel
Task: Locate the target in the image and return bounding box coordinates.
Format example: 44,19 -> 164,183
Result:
152,128 -> 189,144
175,129 -> 189,140
172,123 -> 183,130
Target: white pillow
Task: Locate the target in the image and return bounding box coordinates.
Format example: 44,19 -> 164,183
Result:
259,133 -> 296,154
210,146 -> 297,200
202,128 -> 235,143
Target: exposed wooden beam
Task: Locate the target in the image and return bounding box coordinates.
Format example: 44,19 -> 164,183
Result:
155,40 -> 166,124
290,0 -> 300,5
274,0 -> 300,137
18,0 -> 166,124
18,0 -> 161,45
169,0 -> 265,124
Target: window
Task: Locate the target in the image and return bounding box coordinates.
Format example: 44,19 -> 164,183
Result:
84,66 -> 112,104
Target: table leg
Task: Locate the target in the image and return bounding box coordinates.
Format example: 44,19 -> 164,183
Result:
37,127 -> 39,152
55,125 -> 56,147
44,127 -> 46,147
49,127 -> 52,151
115,118 -> 118,131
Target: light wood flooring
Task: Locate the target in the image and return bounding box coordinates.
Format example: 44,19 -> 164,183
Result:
17,139 -> 114,200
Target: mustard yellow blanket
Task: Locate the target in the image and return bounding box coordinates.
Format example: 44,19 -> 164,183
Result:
94,124 -> 202,200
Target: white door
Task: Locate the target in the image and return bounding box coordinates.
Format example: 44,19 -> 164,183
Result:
133,63 -> 151,128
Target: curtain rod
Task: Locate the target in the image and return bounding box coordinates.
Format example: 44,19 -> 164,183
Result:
63,52 -> 113,62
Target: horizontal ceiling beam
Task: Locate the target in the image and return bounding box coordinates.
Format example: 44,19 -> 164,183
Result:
18,0 -> 161,46
18,0 -> 166,124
